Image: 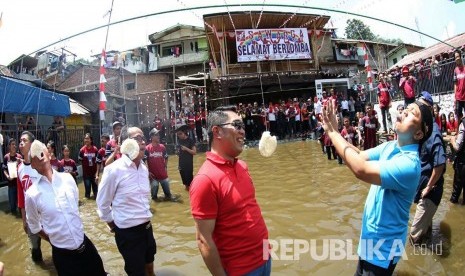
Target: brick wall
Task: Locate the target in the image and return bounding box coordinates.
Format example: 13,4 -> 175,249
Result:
57,65 -> 171,126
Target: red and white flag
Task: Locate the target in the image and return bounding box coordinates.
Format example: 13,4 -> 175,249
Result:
99,49 -> 107,121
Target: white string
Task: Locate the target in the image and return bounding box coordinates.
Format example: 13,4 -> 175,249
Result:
255,0 -> 266,29
279,0 -> 311,28
353,19 -> 379,71
36,79 -> 42,134
223,0 -> 236,31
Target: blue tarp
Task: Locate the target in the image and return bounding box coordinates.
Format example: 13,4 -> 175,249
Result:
0,76 -> 70,117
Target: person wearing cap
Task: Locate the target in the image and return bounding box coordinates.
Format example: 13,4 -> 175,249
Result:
146,128 -> 174,201
104,121 -> 123,166
409,91 -> 446,245
26,140 -> 106,275
399,66 -> 417,106
175,125 -> 196,191
453,50 -> 465,122
322,95 -> 433,275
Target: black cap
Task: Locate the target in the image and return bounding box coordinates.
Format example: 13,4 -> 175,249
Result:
175,125 -> 190,133
415,101 -> 433,145
149,128 -> 160,137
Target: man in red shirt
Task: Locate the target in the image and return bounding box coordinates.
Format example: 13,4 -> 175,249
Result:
377,73 -> 392,133
399,66 -> 416,106
146,128 -> 175,201
189,106 -> 270,276
362,102 -> 380,150
454,51 -> 465,122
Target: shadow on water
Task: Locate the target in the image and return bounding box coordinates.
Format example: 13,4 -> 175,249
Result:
0,140 -> 465,275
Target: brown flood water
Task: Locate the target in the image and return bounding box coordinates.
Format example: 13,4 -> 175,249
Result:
0,140 -> 464,276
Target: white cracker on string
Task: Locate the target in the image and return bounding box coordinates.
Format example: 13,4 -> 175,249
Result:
30,140 -> 46,160
120,138 -> 140,161
258,131 -> 277,157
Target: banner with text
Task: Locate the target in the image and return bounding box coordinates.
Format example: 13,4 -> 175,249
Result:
235,28 -> 312,62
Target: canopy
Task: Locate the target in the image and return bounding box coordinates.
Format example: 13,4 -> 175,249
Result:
0,75 -> 71,117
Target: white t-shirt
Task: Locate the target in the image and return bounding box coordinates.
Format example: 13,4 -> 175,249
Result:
341,100 -> 349,110
314,101 -> 322,115
268,108 -> 276,121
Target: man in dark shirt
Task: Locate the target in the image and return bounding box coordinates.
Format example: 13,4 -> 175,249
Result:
410,91 -> 446,245
175,125 -> 196,191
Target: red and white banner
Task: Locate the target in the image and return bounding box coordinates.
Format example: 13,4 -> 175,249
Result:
99,49 -> 107,121
235,28 -> 312,62
364,46 -> 373,91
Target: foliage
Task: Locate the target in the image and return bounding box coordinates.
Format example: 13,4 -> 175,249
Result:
73,58 -> 91,65
345,19 -> 376,41
345,19 -> 403,45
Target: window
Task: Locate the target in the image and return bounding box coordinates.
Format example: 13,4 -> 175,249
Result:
368,45 -> 375,58
392,58 -> 398,64
126,82 -> 135,90
161,45 -> 183,57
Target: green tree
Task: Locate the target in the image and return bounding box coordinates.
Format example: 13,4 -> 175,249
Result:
374,36 -> 403,45
345,19 -> 376,41
73,58 -> 90,64
345,19 -> 403,45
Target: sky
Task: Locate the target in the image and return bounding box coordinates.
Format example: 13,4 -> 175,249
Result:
0,0 -> 464,65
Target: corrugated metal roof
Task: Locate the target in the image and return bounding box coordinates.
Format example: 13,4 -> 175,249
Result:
69,98 -> 90,115
392,32 -> 465,69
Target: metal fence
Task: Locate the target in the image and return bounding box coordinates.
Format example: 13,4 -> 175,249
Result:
368,59 -> 456,102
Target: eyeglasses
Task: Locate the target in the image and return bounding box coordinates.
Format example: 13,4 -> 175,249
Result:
217,121 -> 245,131
130,135 -> 146,143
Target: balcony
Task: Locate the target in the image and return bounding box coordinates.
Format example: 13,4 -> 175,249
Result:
334,47 -> 362,63
158,51 -> 209,68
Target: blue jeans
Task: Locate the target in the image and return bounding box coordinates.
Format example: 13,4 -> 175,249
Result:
243,258 -> 272,276
83,176 -> 98,198
8,185 -> 18,213
151,178 -> 171,199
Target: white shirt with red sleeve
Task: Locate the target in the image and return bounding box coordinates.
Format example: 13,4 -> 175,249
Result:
17,163 -> 41,209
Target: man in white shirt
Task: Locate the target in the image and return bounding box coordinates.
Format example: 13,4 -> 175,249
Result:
26,140 -> 106,275
97,127 -> 156,276
341,96 -> 350,118
17,131 -> 43,263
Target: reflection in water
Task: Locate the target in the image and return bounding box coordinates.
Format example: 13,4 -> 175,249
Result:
0,141 -> 465,275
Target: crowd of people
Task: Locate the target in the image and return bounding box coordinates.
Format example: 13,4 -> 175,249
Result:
1,48 -> 464,276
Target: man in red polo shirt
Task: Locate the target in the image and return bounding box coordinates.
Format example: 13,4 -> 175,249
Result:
189,106 -> 270,276
399,66 -> 416,106
454,51 -> 465,122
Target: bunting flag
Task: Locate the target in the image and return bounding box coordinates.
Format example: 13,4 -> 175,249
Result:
99,49 -> 107,121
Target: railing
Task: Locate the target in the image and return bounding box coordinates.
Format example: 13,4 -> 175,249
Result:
158,51 -> 209,68
368,59 -> 456,103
